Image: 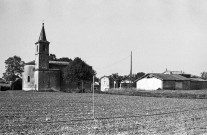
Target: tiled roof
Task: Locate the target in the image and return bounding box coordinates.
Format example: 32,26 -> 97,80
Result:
135,73 -> 190,82
100,76 -> 110,80
190,78 -> 207,82
163,71 -> 184,74
25,60 -> 70,66
151,73 -> 190,81
135,73 -> 207,82
49,61 -> 70,65
49,69 -> 60,71
25,60 -> 35,65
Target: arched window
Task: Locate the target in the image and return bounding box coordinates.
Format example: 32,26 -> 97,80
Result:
28,76 -> 30,82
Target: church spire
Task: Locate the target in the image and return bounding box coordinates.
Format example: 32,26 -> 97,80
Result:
38,23 -> 47,41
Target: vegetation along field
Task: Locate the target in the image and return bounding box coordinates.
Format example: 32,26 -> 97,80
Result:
1,91 -> 207,134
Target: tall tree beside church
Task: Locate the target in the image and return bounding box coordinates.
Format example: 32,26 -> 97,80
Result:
3,56 -> 24,81
63,57 -> 96,87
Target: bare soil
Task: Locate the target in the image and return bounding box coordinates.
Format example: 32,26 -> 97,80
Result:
1,91 -> 207,134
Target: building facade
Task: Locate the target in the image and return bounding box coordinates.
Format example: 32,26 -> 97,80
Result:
136,73 -> 191,90
22,23 -> 69,91
136,73 -> 207,90
100,76 -> 110,91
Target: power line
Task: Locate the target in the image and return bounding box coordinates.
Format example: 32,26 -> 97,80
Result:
103,55 -> 130,69
93,55 -> 130,74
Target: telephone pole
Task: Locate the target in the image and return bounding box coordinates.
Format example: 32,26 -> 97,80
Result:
130,51 -> 132,89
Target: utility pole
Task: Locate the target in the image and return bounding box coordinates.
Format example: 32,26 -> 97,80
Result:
130,51 -> 132,89
92,75 -> 95,120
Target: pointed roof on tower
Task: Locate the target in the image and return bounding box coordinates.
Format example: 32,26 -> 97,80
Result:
39,23 -> 47,41
36,23 -> 49,44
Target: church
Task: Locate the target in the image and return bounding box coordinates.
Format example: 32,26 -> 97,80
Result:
22,23 -> 69,91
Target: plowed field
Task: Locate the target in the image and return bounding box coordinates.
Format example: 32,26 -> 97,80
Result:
1,91 -> 207,134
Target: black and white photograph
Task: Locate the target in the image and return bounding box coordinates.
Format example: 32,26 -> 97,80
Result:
1,0 -> 207,134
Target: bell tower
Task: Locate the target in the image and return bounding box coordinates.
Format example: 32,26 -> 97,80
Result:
35,23 -> 50,70
34,23 -> 50,91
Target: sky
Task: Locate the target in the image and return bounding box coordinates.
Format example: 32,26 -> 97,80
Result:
0,0 -> 207,78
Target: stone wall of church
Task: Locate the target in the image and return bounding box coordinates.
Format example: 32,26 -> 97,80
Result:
36,70 -> 60,91
49,70 -> 61,91
49,64 -> 68,90
49,64 -> 67,72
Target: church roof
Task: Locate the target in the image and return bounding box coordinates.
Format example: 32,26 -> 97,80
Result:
39,23 -> 47,41
25,60 -> 35,65
25,60 -> 69,66
36,23 -> 49,44
49,61 -> 70,65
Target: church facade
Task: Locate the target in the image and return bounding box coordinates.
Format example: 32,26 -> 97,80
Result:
22,23 -> 69,91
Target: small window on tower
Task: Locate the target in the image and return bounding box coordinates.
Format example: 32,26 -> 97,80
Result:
43,45 -> 46,51
37,46 -> 38,52
28,76 -> 30,82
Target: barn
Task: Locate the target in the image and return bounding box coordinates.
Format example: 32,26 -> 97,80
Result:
136,73 -> 191,90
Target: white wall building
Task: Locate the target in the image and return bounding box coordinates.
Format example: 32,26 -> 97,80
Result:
100,76 -> 110,91
136,76 -> 162,90
135,73 -> 190,90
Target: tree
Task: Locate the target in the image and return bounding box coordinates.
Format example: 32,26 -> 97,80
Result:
134,72 -> 145,80
11,78 -> 22,90
57,57 -> 72,62
49,54 -> 57,61
3,56 -> 24,81
63,57 -> 96,89
109,73 -> 123,88
94,76 -> 100,82
201,72 -> 207,80
49,53 -> 72,62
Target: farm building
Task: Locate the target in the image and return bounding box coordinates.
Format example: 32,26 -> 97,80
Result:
100,76 -> 110,91
22,23 -> 69,91
100,76 -> 118,91
136,73 -> 207,90
190,78 -> 207,90
163,69 -> 184,75
120,79 -> 132,88
136,73 -> 190,90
